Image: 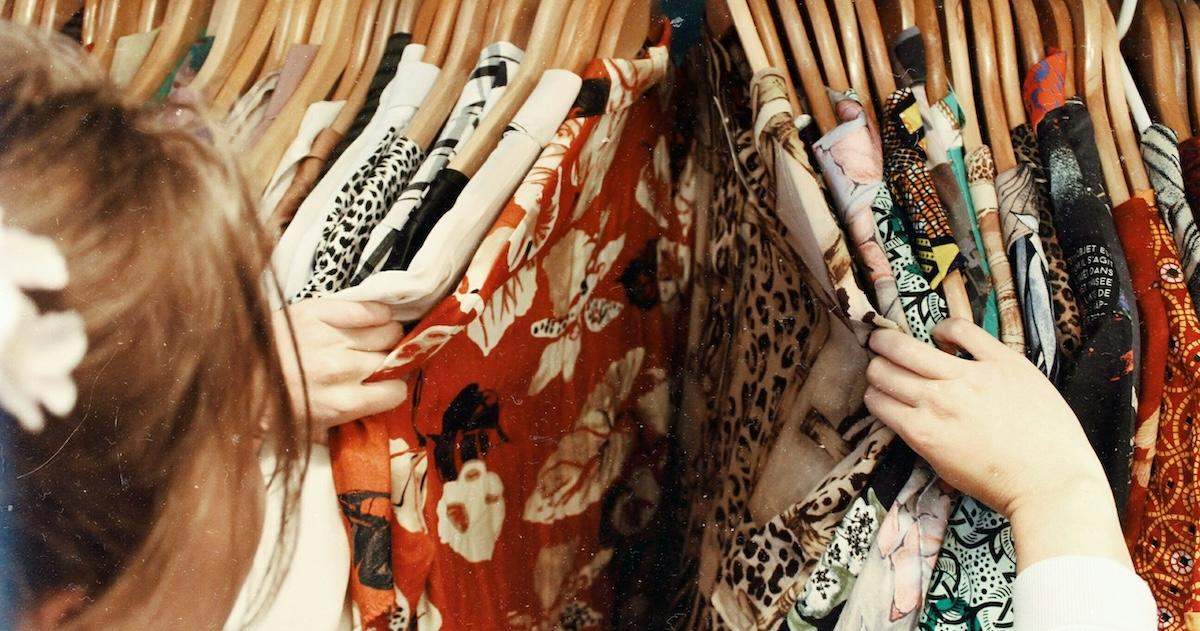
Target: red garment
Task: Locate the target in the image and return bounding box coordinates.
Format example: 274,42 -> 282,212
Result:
1113,192 -> 1200,630
1022,49 -> 1068,130
330,34 -> 685,630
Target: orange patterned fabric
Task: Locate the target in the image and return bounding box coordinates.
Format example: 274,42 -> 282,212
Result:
1113,191 -> 1200,631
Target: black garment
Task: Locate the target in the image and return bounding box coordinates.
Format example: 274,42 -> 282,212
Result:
377,169 -> 471,272
322,32 -> 412,175
1036,98 -> 1139,509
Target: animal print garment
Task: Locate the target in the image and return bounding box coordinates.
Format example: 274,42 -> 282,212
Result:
669,35 -> 892,631
1012,122 -> 1082,371
967,146 -> 1025,352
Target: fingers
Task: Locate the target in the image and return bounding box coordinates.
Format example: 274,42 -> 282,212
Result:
343,321 -> 405,352
932,318 -> 1010,362
866,355 -> 935,407
342,379 -> 409,422
308,299 -> 394,329
869,328 -> 966,380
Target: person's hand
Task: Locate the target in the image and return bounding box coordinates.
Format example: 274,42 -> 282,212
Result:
864,319 -> 1131,570
273,299 -> 408,437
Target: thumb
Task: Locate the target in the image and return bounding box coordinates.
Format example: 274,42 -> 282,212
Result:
931,318 -> 1009,361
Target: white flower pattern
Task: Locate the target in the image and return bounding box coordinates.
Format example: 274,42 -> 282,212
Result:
528,230 -> 627,395
437,459 -> 505,562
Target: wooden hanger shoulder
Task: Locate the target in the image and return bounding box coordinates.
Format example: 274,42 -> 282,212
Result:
806,0 -> 850,91
412,0 -> 438,42
598,0 -> 652,61
777,0 -> 835,130
970,0 -> 1015,169
944,0 -> 982,150
126,0 -> 214,103
832,0 -> 877,121
403,0 -> 487,150
331,0 -> 399,133
11,0 -> 41,25
914,0 -> 948,101
1041,0 -> 1076,95
211,0 -> 283,115
245,0 -> 364,193
91,0 -> 142,71
1178,0 -> 1200,135
447,0 -> 568,178
139,0 -> 165,31
393,0 -> 419,34
991,0 -> 1028,127
559,0 -> 610,73
190,0 -> 269,98
856,0 -> 897,97
331,0 -> 383,101
1103,0 -> 1150,193
422,0 -> 461,66
1067,0 -> 1129,203
747,0 -> 803,113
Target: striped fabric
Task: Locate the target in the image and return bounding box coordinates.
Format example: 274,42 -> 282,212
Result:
1141,123 -> 1200,312
353,42 -> 524,281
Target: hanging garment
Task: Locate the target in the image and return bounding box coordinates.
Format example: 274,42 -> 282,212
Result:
226,70 -> 281,147
352,41 -> 525,281
967,147 -> 1025,352
1141,124 -> 1200,312
272,44 -> 439,301
785,443 -> 918,631
153,35 -> 214,104
333,69 -> 580,320
1113,191 -> 1200,631
880,89 -> 965,292
323,31 -> 413,173
668,34 -> 894,631
1178,136 -> 1200,226
260,99 -> 346,235
265,127 -> 345,241
812,92 -> 911,336
109,28 -> 159,87
328,36 -> 682,631
238,44 -> 318,147
910,84 -> 1000,335
995,150 -> 1062,379
831,466 -> 955,631
1013,121 -> 1083,369
1026,52 -> 1139,509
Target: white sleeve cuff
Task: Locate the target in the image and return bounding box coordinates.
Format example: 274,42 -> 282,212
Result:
1014,556 -> 1158,631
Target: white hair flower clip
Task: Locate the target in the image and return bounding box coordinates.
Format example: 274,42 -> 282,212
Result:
0,206 -> 87,433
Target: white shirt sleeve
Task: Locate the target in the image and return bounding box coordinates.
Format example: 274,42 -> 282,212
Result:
1014,556 -> 1158,631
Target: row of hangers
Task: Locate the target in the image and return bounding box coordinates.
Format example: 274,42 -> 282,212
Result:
1,0 -> 656,197
712,0 -> 1195,322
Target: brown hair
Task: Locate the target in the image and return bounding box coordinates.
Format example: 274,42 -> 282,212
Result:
0,24 -> 309,629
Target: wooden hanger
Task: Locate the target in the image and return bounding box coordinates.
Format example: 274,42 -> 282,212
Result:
412,0 -> 437,42
856,0 -> 898,99
262,0 -> 318,78
126,0 -> 215,103
597,0 -> 653,60
138,0 -> 166,31
991,0 -> 1031,130
394,0 -> 419,33
91,0 -> 142,71
1039,0 -> 1076,95
912,0 -> 948,101
832,0 -> 878,121
777,0 -> 836,131
38,0 -> 83,31
1064,0 -> 1128,204
403,0 -> 487,150
488,0 -> 535,47
210,0 -> 283,115
421,0 -> 461,66
1178,0 -> 1200,135
11,0 -> 40,24
558,0 -> 611,74
1103,0 -> 1151,193
245,0 -> 364,193
331,0 -> 383,100
804,0 -> 851,92
1164,0 -> 1189,119
970,0 -> 1015,170
189,0 -> 268,98
329,0 -> 399,134
1008,0 -> 1043,73
746,0 -> 803,114
1128,0 -> 1190,134
81,0 -> 98,44
943,0 -> 982,151
0,0 -> 13,20
445,0 -> 568,179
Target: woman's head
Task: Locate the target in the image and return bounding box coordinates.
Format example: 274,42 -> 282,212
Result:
0,23 -> 307,629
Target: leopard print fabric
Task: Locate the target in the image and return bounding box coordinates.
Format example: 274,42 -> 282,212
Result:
294,132 -> 424,300
668,34 -> 888,631
1012,123 -> 1082,369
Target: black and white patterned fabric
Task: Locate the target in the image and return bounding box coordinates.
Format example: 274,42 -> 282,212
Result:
352,42 -> 524,283
292,132 -> 424,301
1142,123 -> 1200,310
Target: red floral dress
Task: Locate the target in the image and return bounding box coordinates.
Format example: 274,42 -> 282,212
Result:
329,29 -> 689,631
